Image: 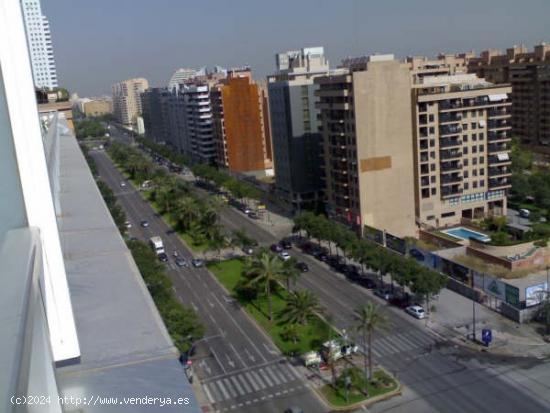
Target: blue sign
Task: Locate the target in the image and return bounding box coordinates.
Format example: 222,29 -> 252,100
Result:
482,328 -> 492,346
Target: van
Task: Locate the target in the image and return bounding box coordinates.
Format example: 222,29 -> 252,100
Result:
519,209 -> 530,218
301,351 -> 322,367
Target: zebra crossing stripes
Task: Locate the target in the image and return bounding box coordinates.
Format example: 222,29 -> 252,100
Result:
372,330 -> 436,358
203,362 -> 302,404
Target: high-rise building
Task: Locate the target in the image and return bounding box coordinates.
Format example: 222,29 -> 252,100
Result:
20,0 -> 58,89
211,68 -> 273,175
411,73 -> 512,228
267,47 -> 330,212
168,68 -> 197,91
112,77 -> 149,126
467,43 -> 550,147
182,84 -> 217,163
316,55 -> 417,237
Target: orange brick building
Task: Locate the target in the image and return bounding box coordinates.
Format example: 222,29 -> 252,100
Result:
212,68 -> 273,174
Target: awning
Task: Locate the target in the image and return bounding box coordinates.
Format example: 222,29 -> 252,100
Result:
497,153 -> 510,161
488,94 -> 508,102
478,120 -> 486,127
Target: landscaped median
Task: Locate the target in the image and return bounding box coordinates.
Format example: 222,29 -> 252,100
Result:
208,257 -> 401,410
208,258 -> 331,356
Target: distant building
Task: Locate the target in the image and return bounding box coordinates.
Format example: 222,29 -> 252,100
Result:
112,77 -> 149,126
211,68 -> 273,175
168,68 -> 197,91
411,72 -> 512,228
467,43 -> 550,147
316,55 -> 417,237
20,0 -> 58,89
75,97 -> 113,117
267,47 -> 329,212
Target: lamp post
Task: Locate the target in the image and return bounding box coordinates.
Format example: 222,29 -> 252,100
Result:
342,329 -> 350,403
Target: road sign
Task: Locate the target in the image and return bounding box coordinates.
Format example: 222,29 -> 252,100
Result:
482,328 -> 492,346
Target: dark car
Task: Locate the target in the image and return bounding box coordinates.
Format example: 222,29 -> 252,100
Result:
409,248 -> 425,261
270,243 -> 283,253
280,239 -> 292,250
327,255 -> 343,268
334,262 -> 349,273
158,253 -> 168,262
175,258 -> 188,268
296,262 -> 309,272
140,220 -> 149,228
247,211 -> 259,219
191,258 -> 204,268
390,293 -> 412,309
344,271 -> 361,282
357,277 -> 376,289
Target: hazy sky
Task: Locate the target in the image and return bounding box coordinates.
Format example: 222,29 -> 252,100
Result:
42,0 -> 549,97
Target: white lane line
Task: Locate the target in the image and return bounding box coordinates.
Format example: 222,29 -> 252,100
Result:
286,363 -> 302,380
377,337 -> 401,354
396,332 -> 419,349
203,383 -> 215,404
210,347 -> 228,374
245,372 -> 261,392
411,331 -> 435,346
389,335 -> 410,352
228,342 -> 247,369
236,374 -> 253,394
274,365 -> 291,383
258,368 -> 273,387
229,376 -> 245,396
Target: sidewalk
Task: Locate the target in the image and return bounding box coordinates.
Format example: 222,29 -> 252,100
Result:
426,288 -> 550,359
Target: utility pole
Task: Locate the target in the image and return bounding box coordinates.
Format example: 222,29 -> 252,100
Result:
472,292 -> 477,342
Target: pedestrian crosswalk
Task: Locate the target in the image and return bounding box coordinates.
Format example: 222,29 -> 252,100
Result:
202,361 -> 302,405
365,330 -> 436,358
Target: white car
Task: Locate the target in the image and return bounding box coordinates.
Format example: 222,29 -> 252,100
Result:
405,305 -> 426,319
279,251 -> 291,261
124,221 -> 132,228
120,181 -> 126,187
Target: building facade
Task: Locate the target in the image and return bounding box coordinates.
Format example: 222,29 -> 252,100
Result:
75,98 -> 112,117
212,68 -> 273,175
168,67 -> 197,91
268,47 -> 329,212
316,55 -> 417,237
112,77 -> 149,126
412,74 -> 512,228
467,43 -> 550,147
20,0 -> 58,89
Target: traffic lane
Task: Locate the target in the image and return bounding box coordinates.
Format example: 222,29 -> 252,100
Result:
93,152 -> 280,372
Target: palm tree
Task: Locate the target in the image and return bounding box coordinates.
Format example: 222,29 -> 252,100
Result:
245,252 -> 286,321
284,290 -> 323,325
282,258 -> 301,292
207,229 -> 229,260
354,302 -> 388,387
173,196 -> 198,230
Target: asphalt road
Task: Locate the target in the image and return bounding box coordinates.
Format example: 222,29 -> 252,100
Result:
95,133 -> 550,413
191,174 -> 550,413
91,150 -> 325,413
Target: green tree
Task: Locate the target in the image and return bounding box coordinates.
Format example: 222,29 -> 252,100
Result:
281,257 -> 301,291
283,290 -> 323,325
245,252 -> 286,321
354,302 -> 388,384
281,324 -> 300,344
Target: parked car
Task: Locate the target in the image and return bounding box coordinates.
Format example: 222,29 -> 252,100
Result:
356,277 -> 376,289
301,351 -> 321,367
280,239 -> 292,250
296,262 -> 309,272
120,181 -> 126,187
158,253 -> 168,263
270,243 -> 283,253
519,208 -> 531,218
175,258 -> 188,268
391,293 -> 412,308
140,220 -> 149,228
243,246 -> 254,255
242,206 -> 252,214
327,255 -> 343,268
124,221 -> 132,228
374,288 -> 393,301
247,211 -> 259,219
279,251 -> 291,261
192,258 -> 204,268
405,305 -> 426,319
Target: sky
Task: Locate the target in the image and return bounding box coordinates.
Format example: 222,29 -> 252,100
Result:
42,0 -> 550,97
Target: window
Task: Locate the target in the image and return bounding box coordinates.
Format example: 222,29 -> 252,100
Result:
429,114 -> 435,122
479,145 -> 484,151
463,147 -> 468,154
480,180 -> 485,186
471,122 -> 477,130
422,188 -> 430,199
427,215 -> 435,220
429,127 -> 435,134
464,159 -> 469,166
430,139 -> 435,147
480,156 -> 485,164
472,134 -> 477,141
431,175 -> 436,183
464,182 -> 469,190
442,212 -> 456,218
473,158 -> 478,166
480,168 -> 485,175
462,123 -> 468,130
473,181 -> 478,188
472,146 -> 477,153
431,188 -> 437,195
430,163 -> 436,171
464,171 -> 469,178
463,135 -> 468,142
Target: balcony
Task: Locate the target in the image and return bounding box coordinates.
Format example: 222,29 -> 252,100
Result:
440,174 -> 462,184
489,153 -> 511,165
440,149 -> 462,160
488,143 -> 508,153
440,137 -> 462,148
440,125 -> 462,136
440,161 -> 462,171
439,113 -> 463,123
439,100 -> 463,110
488,107 -> 511,117
488,131 -> 511,142
441,185 -> 463,198
489,166 -> 511,177
488,119 -> 510,130
489,178 -> 511,189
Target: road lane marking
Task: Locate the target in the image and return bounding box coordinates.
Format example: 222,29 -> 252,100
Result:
264,366 -> 280,385
258,368 -> 273,386
250,370 -> 267,389
236,374 -> 253,394
244,372 -> 260,392
222,378 -> 237,398
229,376 -> 245,396
203,383 -> 215,404
215,380 -> 231,401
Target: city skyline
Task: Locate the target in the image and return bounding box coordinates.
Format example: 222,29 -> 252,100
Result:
43,0 -> 550,96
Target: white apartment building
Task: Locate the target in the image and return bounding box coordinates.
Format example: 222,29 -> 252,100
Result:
20,0 -> 58,89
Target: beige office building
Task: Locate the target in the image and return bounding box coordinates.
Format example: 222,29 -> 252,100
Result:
316,55 -> 417,238
412,73 -> 512,228
82,99 -> 112,117
112,77 -> 149,126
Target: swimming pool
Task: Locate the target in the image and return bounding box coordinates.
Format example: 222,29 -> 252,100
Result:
442,227 -> 491,243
